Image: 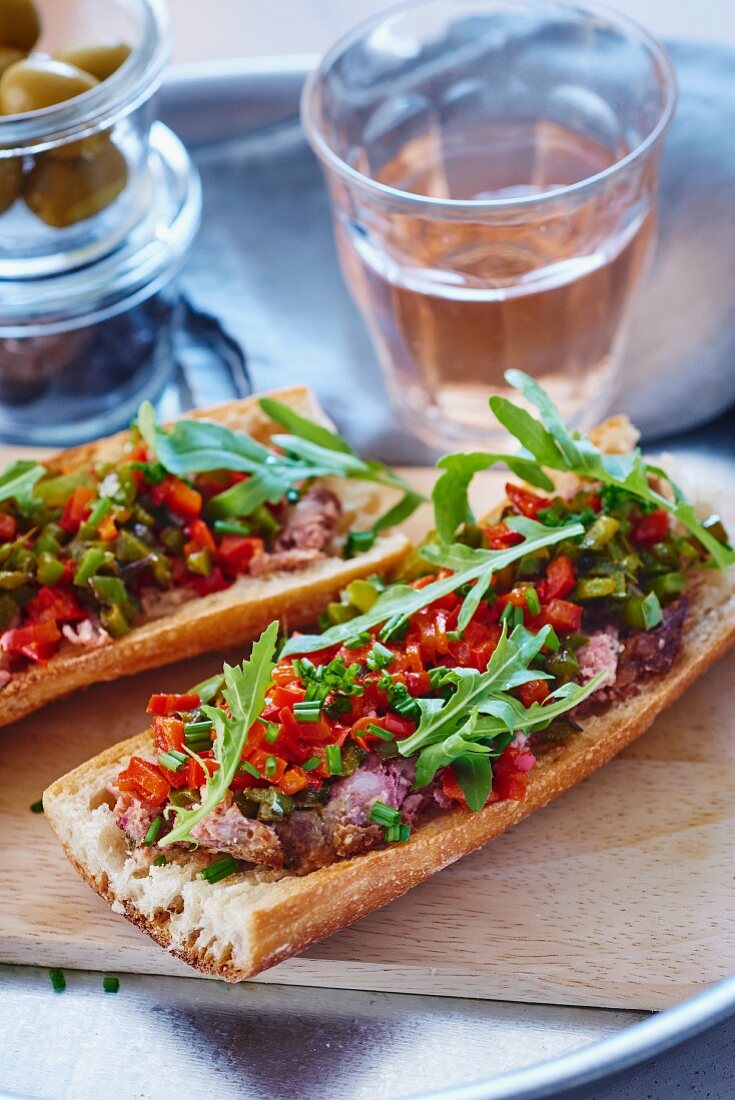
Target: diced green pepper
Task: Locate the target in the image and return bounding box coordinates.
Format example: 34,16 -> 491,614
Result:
100,468 -> 137,507
213,519 -> 251,537
458,524 -> 484,549
702,514 -> 729,546
116,529 -> 153,562
581,514 -> 620,551
34,471 -> 91,508
344,579 -> 380,613
622,591 -> 663,631
326,601 -> 358,625
37,553 -> 65,587
74,548 -> 113,587
36,524 -> 64,555
648,572 -> 687,603
249,505 -> 279,537
91,576 -> 128,605
185,548 -> 213,577
546,649 -> 580,683
0,594 -> 18,631
573,576 -> 617,600
160,526 -> 186,554
0,571 -> 32,590
100,603 -> 131,637
131,503 -> 155,528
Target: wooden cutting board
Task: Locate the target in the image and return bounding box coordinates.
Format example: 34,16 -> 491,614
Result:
1,460 -> 734,1012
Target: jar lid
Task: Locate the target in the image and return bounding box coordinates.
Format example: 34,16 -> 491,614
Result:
0,123 -> 201,335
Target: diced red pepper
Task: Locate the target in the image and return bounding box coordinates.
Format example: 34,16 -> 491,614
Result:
187,566 -> 230,597
187,518 -> 217,556
218,535 -> 264,575
482,522 -> 524,550
1,617 -> 61,662
26,586 -> 86,624
506,483 -> 550,519
185,758 -> 206,789
152,715 -> 185,753
0,513 -> 17,541
280,767 -> 309,795
59,486 -> 95,534
97,513 -> 117,541
542,598 -> 583,633
151,476 -> 202,520
587,492 -> 602,513
441,767 -> 467,806
632,508 -> 669,546
247,749 -> 287,783
146,692 -> 200,716
517,678 -> 551,708
117,756 -> 170,805
539,555 -> 576,601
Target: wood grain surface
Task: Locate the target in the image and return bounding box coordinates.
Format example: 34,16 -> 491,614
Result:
1,464 -> 734,1011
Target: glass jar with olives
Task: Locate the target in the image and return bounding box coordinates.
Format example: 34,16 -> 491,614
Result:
0,0 -> 170,277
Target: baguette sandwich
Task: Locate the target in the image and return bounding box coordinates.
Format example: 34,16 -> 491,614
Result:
0,387 -> 416,727
44,372 -> 735,981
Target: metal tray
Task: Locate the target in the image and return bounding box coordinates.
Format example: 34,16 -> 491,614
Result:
3,52 -> 735,1100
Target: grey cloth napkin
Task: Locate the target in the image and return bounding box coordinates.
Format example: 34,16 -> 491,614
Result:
178,41 -> 735,464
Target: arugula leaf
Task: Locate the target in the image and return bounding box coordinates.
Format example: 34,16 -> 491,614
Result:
432,451 -> 554,544
280,518 -> 583,656
449,751 -> 494,812
0,461 -> 45,509
137,400 -> 424,535
160,622 -> 279,847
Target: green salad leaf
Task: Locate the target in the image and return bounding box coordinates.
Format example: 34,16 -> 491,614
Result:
281,516 -> 584,656
432,370 -> 735,569
395,623 -> 606,802
0,461 -> 46,509
137,399 -> 424,535
160,622 -> 279,848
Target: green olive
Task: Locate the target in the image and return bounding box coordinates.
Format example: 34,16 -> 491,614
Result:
0,45 -> 23,79
23,139 -> 128,227
53,39 -> 132,82
0,58 -> 98,116
0,0 -> 40,52
0,155 -> 22,214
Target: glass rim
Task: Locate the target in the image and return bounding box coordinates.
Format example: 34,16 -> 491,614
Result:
301,0 -> 678,213
0,0 -> 171,153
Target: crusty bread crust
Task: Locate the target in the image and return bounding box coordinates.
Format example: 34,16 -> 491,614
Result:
43,566 -> 735,982
0,387 -> 410,727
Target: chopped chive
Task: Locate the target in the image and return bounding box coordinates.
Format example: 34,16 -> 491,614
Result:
303,756 -> 322,772
152,855 -> 167,867
293,700 -> 322,722
49,968 -> 66,992
184,720 -> 212,736
87,497 -> 112,528
370,800 -> 401,827
158,750 -> 187,773
144,815 -> 163,845
525,587 -> 541,616
500,603 -> 514,625
366,642 -> 395,671
263,721 -> 280,744
200,856 -> 240,884
325,744 -> 343,775
513,605 -> 524,628
384,823 -> 401,842
366,723 -> 394,741
264,755 -> 278,778
379,614 -> 410,644
344,631 -> 372,650
213,519 -> 251,536
446,630 -> 463,642
30,799 -> 44,814
345,529 -> 376,558
399,823 -> 411,843
102,976 -> 120,994
239,761 -> 261,779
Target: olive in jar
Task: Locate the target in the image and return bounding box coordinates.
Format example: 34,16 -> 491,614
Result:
0,57 -> 97,115
0,45 -> 23,79
53,40 -> 132,83
23,138 -> 128,227
0,0 -> 40,53
0,155 -> 22,213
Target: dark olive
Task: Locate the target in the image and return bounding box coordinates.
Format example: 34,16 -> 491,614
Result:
53,40 -> 132,82
23,139 -> 128,227
0,155 -> 22,214
0,0 -> 40,53
0,57 -> 97,115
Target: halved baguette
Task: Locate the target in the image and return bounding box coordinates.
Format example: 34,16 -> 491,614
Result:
43,551 -> 735,983
0,388 -> 410,727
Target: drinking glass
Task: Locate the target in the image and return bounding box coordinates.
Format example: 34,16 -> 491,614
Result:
302,0 -> 676,449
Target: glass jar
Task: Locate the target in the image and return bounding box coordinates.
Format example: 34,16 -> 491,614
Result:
0,121 -> 202,444
0,0 -> 171,278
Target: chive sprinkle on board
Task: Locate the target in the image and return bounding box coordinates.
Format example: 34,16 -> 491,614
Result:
49,968 -> 66,992
103,976 -> 120,994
